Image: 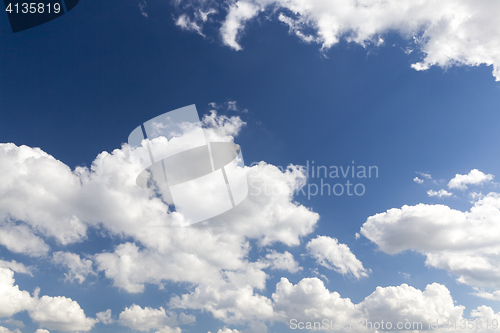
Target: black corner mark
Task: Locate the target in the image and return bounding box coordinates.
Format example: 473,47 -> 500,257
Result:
4,0 -> 80,33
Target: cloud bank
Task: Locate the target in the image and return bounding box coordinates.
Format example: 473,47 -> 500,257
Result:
174,0 -> 500,80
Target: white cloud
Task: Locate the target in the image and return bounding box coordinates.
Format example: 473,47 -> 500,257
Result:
0,327 -> 20,333
176,14 -> 203,36
220,1 -> 260,51
138,1 -> 148,18
201,111 -> 246,143
169,263 -> 274,324
272,277 -> 358,323
226,101 -> 238,111
448,169 -> 494,190
96,309 -> 114,324
0,260 -> 32,276
94,160 -> 317,292
0,268 -> 95,332
272,277 -> 465,331
174,0 -> 500,80
427,189 -> 453,198
417,172 -> 433,180
472,289 -> 500,301
263,250 -> 301,273
209,328 -> 240,333
0,268 -> 34,317
306,236 -> 369,279
118,304 -> 192,331
360,192 -> 500,289
0,143 -> 88,255
34,330 -> 50,333
155,327 -> 182,333
29,295 -> 96,332
0,220 -> 49,257
2,319 -> 24,328
0,112 -> 322,331
413,177 -> 424,184
52,251 -> 95,283
471,305 -> 500,325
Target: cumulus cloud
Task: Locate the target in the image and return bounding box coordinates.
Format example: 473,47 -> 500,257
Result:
173,0 -> 500,80
263,250 -> 301,273
0,327 -> 21,333
472,289 -> 500,301
52,251 -> 96,283
0,268 -> 95,332
29,295 -> 96,332
0,111 -> 319,333
427,189 -> 453,198
272,277 -> 465,331
360,191 -> 500,290
208,328 -> 240,333
2,319 -> 24,328
413,177 -> 424,184
0,220 -> 49,257
0,268 -> 34,318
306,236 -> 369,279
94,157 -> 317,294
0,109 -> 325,333
155,327 -> 182,333
0,260 -> 33,276
448,169 -> 494,190
118,304 -> 192,331
96,309 -> 114,324
169,262 -> 274,324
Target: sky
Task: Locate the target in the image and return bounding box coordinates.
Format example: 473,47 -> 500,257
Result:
1,0 -> 500,332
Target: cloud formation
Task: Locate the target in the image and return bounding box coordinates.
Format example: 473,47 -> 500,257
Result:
0,268 -> 96,332
361,168 -> 500,294
306,236 -> 369,279
174,0 -> 500,80
448,169 -> 494,190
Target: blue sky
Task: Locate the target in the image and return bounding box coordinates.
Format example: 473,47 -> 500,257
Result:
1,1 -> 500,333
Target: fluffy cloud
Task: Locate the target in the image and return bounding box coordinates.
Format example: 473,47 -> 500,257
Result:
94,158 -> 317,292
0,327 -> 20,333
208,328 -> 240,333
0,260 -> 32,276
263,250 -> 301,273
272,277 -> 466,331
52,251 -> 96,283
173,0 -> 500,80
0,268 -> 95,332
155,327 -> 182,333
448,169 -> 494,190
0,268 -> 34,318
427,189 -> 453,198
29,295 -> 96,332
360,191 -> 500,291
118,304 -> 192,331
272,277 -> 358,323
0,144 -> 87,251
0,220 -> 49,257
0,111 -> 320,333
306,236 -> 369,279
96,309 -> 114,324
472,290 -> 500,301
169,263 -> 274,324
